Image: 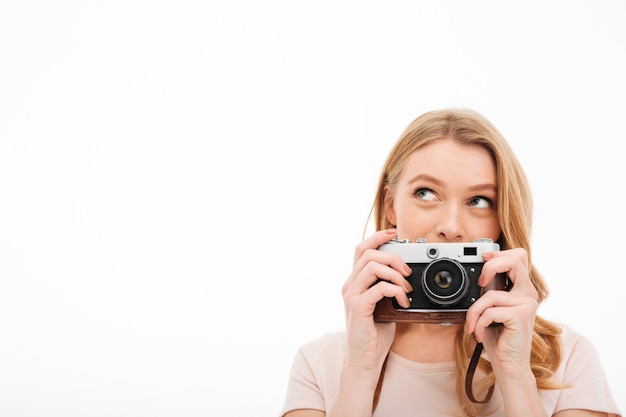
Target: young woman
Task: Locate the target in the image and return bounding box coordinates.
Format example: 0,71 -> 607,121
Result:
279,109 -> 620,417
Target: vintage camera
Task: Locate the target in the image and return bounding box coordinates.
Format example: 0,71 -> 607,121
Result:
373,238 -> 511,324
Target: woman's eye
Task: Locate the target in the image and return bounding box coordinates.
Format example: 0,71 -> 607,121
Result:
468,196 -> 493,208
415,188 -> 437,201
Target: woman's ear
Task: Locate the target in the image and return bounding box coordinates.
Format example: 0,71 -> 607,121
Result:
383,186 -> 397,226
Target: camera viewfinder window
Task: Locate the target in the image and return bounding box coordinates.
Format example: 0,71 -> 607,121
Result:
464,247 -> 477,256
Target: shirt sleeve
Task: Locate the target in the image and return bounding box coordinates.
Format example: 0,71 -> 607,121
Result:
554,330 -> 621,416
279,346 -> 326,417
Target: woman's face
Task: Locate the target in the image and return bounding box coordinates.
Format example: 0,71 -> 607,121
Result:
385,138 -> 501,243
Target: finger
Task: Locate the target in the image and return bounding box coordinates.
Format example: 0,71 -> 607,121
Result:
480,249 -> 534,294
472,307 -> 508,342
472,300 -> 537,343
344,261 -> 413,296
345,241 -> 411,292
467,290 -> 528,320
480,248 -> 527,284
355,280 -> 412,310
465,291 -> 537,334
353,228 -> 397,263
353,247 -> 412,279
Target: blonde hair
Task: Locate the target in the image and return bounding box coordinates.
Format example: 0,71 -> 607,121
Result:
371,108 -> 562,416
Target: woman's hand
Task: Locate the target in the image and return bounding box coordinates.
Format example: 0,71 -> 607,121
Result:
326,229 -> 413,417
341,229 -> 413,375
464,247 -> 540,404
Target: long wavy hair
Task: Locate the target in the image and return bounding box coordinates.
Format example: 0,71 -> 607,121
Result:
371,108 -> 563,416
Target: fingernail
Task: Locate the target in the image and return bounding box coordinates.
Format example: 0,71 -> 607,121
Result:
385,228 -> 397,235
405,281 -> 414,292
404,264 -> 412,275
483,252 -> 496,260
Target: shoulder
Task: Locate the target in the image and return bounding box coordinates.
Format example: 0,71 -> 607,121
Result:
552,322 -> 609,380
547,323 -> 621,415
298,330 -> 347,363
280,331 -> 348,416
555,323 -> 598,357
289,330 -> 348,381
287,330 -> 347,394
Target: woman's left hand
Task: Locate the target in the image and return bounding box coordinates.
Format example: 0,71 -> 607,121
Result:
464,248 -> 539,378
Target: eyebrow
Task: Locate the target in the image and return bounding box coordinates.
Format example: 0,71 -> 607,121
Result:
407,173 -> 446,187
407,173 -> 497,193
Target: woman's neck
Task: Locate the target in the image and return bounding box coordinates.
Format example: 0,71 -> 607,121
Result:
390,322 -> 462,363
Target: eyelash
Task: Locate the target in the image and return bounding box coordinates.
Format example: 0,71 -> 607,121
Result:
413,187 -> 437,201
469,196 -> 494,208
414,188 -> 436,200
414,188 -> 494,207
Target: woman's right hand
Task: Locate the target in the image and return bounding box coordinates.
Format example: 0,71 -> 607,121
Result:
288,230 -> 412,417
340,229 -> 413,375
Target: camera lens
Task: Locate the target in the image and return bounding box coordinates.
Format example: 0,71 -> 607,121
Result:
421,259 -> 469,305
434,270 -> 453,289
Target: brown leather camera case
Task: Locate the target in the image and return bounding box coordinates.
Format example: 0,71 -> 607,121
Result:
373,273 -> 510,324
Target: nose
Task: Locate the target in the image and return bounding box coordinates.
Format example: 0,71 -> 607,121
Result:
435,204 -> 465,242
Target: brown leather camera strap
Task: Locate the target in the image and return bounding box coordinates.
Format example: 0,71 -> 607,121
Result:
465,342 -> 494,403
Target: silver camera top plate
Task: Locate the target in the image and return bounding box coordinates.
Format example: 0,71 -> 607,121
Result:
378,238 -> 500,263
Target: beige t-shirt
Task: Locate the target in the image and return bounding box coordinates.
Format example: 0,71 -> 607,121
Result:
280,324 -> 621,417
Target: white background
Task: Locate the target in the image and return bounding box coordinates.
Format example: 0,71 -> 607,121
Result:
1,1 -> 624,416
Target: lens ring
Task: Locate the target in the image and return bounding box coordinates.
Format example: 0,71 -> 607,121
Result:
421,258 -> 469,305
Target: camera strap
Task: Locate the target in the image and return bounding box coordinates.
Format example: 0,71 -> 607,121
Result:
464,342 -> 494,404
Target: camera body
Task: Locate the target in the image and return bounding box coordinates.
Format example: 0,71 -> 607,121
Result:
373,238 -> 511,324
